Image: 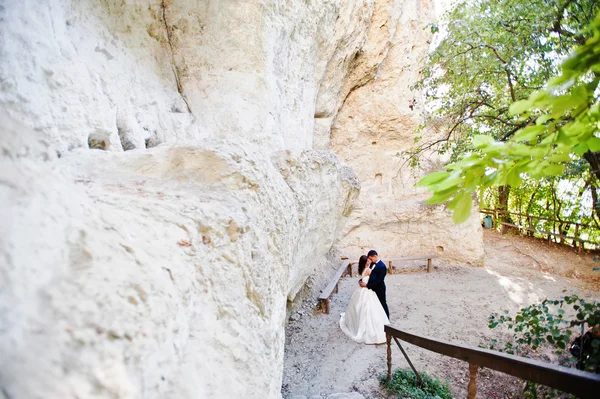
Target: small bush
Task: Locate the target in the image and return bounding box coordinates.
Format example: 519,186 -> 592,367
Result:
381,368 -> 453,399
488,294 -> 600,372
486,294 -> 600,399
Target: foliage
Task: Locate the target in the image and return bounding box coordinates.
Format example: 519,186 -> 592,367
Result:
417,12 -> 600,224
489,294 -> 600,374
481,174 -> 600,244
520,381 -> 575,399
487,295 -> 600,398
381,369 -> 453,399
412,0 -> 598,160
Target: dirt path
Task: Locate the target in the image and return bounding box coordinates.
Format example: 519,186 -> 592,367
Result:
282,230 -> 600,398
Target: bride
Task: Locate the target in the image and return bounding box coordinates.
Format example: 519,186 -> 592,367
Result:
339,255 -> 390,344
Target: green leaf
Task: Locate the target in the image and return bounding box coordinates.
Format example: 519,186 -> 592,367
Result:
542,164 -> 564,176
425,190 -> 456,204
536,114 -> 552,125
546,151 -> 571,162
472,135 -> 495,148
513,125 -> 545,143
587,136 -> 600,152
509,100 -> 531,115
446,191 -> 463,211
507,168 -> 522,187
416,171 -> 451,187
573,143 -> 589,156
451,191 -> 472,224
435,174 -> 462,192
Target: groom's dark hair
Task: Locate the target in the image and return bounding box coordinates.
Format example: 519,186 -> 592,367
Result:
367,250 -> 378,257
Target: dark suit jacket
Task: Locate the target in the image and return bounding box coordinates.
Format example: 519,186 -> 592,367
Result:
366,260 -> 387,291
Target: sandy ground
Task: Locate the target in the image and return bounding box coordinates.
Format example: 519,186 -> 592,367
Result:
281,230 -> 600,398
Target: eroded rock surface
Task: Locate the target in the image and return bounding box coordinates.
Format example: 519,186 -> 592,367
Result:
0,116 -> 358,398
1,0 -> 383,153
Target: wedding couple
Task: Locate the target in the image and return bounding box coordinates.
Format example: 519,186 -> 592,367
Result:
339,250 -> 390,344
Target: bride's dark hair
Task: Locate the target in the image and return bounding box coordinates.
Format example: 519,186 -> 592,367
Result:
357,255 -> 368,276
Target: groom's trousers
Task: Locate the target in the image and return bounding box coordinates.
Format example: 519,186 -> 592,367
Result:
375,286 -> 390,319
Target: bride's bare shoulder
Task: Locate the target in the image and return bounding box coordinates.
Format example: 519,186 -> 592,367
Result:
364,268 -> 372,276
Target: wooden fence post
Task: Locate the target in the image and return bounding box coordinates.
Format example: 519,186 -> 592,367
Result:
427,258 -> 432,273
387,332 -> 392,381
468,363 -> 478,399
320,298 -> 330,314
389,260 -> 393,275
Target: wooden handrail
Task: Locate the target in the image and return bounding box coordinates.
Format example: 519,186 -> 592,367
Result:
481,208 -> 599,248
385,325 -> 600,398
385,255 -> 437,262
480,209 -> 596,229
347,255 -> 437,276
500,221 -> 597,245
386,255 -> 437,274
320,254 -> 438,314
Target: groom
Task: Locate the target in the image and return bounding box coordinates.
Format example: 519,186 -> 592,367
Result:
360,250 -> 390,319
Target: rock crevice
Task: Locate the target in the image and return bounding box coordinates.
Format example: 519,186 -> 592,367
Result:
161,0 -> 192,115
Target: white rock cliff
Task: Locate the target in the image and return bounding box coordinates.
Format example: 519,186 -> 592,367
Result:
0,0 -> 482,398
1,114 -> 359,398
324,0 -> 485,264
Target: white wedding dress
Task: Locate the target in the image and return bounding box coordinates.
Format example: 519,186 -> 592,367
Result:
339,268 -> 390,344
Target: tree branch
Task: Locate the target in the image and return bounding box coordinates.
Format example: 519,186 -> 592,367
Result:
505,68 -> 517,102
499,121 -> 531,141
471,114 -> 524,127
396,118 -> 466,175
552,0 -> 577,37
484,44 -> 508,64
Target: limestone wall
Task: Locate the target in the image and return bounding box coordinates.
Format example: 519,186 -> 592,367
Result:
1,1 -> 365,397
1,0 -> 381,153
325,0 -> 485,264
0,114 -> 358,398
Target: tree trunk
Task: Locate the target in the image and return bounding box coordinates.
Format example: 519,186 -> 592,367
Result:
583,151 -> 600,220
550,180 -> 564,244
498,185 -> 511,234
525,184 -> 540,237
589,181 -> 600,228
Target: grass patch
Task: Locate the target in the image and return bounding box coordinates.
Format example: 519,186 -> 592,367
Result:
381,368 -> 453,399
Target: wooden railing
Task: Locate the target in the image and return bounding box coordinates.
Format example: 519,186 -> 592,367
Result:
481,209 -> 596,229
385,255 -> 437,274
319,255 -> 438,314
480,208 -> 599,249
385,325 -> 600,399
